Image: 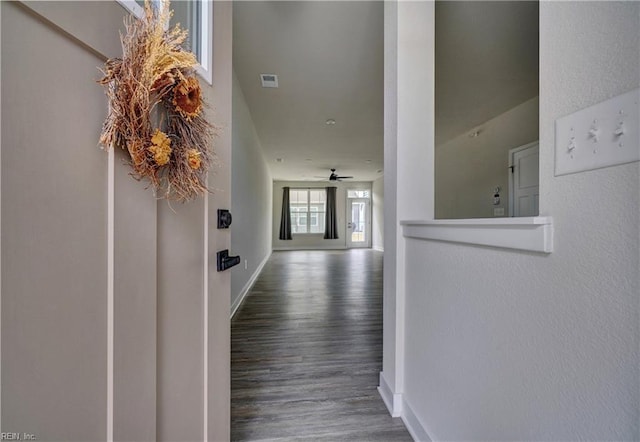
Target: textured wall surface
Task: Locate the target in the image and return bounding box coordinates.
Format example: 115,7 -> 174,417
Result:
402,2 -> 639,440
231,71 -> 273,312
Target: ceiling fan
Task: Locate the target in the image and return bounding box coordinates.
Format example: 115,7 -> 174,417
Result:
328,168 -> 353,181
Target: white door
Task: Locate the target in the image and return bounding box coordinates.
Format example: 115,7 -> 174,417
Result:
346,198 -> 371,248
509,141 -> 539,217
1,2 -> 231,440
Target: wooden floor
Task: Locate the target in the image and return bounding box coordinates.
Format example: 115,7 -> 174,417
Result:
231,250 -> 412,441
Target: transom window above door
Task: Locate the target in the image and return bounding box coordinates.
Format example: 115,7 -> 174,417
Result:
118,0 -> 213,84
347,190 -> 370,199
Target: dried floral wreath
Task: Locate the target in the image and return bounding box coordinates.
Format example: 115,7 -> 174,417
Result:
98,0 -> 216,201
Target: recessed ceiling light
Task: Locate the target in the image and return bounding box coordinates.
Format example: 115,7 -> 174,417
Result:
325,119 -> 336,125
276,158 -> 284,163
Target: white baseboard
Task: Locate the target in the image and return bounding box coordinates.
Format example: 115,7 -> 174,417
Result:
373,245 -> 384,252
401,397 -> 432,442
230,251 -> 271,318
273,246 -> 347,251
378,372 -> 432,442
377,372 -> 402,417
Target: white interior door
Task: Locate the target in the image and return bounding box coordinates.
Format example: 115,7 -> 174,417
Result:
509,142 -> 540,217
346,198 -> 371,248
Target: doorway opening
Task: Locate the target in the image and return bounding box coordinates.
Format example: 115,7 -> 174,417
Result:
508,141 -> 540,217
346,190 -> 372,248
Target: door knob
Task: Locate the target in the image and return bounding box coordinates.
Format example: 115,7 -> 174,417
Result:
217,249 -> 240,272
217,209 -> 232,229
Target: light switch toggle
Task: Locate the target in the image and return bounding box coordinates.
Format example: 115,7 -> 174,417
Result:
567,137 -> 576,152
554,88 -> 639,176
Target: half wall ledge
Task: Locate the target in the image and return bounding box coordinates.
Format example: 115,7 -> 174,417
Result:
401,216 -> 554,253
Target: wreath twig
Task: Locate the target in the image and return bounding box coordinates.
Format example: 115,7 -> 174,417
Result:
98,0 -> 217,201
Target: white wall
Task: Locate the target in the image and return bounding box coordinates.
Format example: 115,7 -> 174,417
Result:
379,1 -> 435,425
392,2 -> 639,440
273,181 -> 372,250
435,97 -> 538,219
230,71 -> 273,315
372,176 -> 384,251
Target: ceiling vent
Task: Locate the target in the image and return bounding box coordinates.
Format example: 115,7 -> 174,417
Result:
260,74 -> 278,88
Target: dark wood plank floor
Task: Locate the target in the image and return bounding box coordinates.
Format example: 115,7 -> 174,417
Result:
231,250 -> 412,441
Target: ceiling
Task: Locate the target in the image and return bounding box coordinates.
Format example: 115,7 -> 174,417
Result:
233,1 -> 384,182
232,1 -> 539,182
435,1 -> 539,146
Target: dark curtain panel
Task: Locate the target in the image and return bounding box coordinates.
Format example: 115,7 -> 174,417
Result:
279,187 -> 293,240
324,187 -> 338,239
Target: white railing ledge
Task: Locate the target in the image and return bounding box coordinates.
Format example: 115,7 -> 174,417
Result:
401,216 -> 554,253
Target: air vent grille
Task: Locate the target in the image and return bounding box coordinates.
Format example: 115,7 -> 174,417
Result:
260,73 -> 278,88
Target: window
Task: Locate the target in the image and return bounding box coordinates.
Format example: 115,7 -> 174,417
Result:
347,189 -> 370,199
169,0 -> 202,62
118,0 -> 213,85
290,189 -> 326,234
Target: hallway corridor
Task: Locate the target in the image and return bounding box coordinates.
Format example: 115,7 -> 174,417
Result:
231,250 -> 412,441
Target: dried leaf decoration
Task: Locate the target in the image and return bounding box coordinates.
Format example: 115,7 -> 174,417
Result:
98,0 -> 216,201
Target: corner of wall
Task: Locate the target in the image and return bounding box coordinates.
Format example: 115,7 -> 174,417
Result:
377,372 -> 402,418
378,372 -> 433,442
230,251 -> 271,318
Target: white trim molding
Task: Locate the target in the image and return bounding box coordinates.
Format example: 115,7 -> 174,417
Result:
401,397 -> 433,442
106,148 -> 115,442
272,246 -> 348,252
0,1 -> 3,424
230,252 -> 271,319
377,372 -> 403,418
401,216 -> 554,253
378,373 -> 434,441
202,184 -> 209,441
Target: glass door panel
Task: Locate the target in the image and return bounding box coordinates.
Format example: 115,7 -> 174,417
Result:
346,198 -> 371,248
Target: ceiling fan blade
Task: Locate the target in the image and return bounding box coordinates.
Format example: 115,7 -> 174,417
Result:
327,169 -> 354,181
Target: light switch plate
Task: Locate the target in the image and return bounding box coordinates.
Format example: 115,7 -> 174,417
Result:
555,88 -> 639,176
